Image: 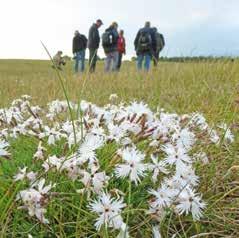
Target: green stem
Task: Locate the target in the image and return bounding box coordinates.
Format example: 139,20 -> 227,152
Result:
104,223 -> 109,238
125,181 -> 132,238
76,190 -> 86,235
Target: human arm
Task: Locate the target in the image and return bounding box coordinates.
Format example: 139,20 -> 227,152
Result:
134,30 -> 140,50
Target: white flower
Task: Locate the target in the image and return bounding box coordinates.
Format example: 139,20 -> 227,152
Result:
126,101 -> 153,119
39,126 -> 63,145
42,155 -> 64,172
31,178 -> 55,195
148,155 -> 169,183
89,192 -> 126,231
208,128 -> 220,144
14,167 -> 27,181
79,168 -> 109,194
17,178 -> 55,224
47,100 -> 76,118
107,123 -> 126,142
147,205 -> 166,221
172,128 -> 195,150
218,123 -> 234,143
0,129 -> 9,139
120,137 -> 132,146
115,147 -> 147,185
189,113 -> 208,130
80,100 -> 90,113
0,139 -> 10,158
14,167 -> 37,182
175,187 -> 206,221
174,164 -> 199,187
33,141 -> 46,160
161,143 -> 192,167
149,184 -> 173,208
77,133 -> 105,164
11,124 -> 28,138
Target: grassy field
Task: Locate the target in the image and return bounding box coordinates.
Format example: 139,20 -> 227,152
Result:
0,59 -> 238,119
0,59 -> 239,237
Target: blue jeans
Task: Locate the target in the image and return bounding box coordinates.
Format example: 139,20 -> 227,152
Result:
74,50 -> 85,73
137,54 -> 151,71
105,51 -> 119,72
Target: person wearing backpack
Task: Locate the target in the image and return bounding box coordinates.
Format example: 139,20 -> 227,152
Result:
88,19 -> 103,73
117,29 -> 126,71
72,30 -> 87,73
134,21 -> 155,71
152,27 -> 165,66
102,22 -> 119,72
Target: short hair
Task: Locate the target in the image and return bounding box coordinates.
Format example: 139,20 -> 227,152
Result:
119,29 -> 124,34
112,22 -> 118,28
145,21 -> 151,27
96,19 -> 103,25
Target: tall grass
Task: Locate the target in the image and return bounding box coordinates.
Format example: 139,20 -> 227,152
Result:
0,59 -> 238,118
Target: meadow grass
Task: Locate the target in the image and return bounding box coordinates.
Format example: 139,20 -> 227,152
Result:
0,59 -> 239,237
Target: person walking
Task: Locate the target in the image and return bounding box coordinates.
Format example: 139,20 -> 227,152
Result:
88,19 -> 103,73
134,21 -> 155,71
117,30 -> 126,71
72,30 -> 87,73
152,27 -> 165,66
102,22 -> 119,72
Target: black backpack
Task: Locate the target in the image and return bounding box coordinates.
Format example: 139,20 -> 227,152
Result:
102,30 -> 116,48
137,31 -> 152,51
80,35 -> 88,49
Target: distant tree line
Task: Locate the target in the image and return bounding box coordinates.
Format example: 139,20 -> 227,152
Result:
156,56 -> 236,63
64,55 -> 237,63
131,56 -> 237,63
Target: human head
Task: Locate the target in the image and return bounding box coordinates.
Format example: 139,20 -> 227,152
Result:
145,21 -> 151,28
74,30 -> 80,36
119,29 -> 124,36
111,22 -> 118,29
152,27 -> 157,33
57,51 -> 63,55
96,19 -> 103,28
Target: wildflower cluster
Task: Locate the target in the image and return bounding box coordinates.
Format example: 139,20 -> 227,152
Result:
0,95 -> 234,236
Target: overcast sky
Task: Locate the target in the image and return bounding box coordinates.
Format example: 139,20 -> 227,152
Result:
1,0 -> 239,59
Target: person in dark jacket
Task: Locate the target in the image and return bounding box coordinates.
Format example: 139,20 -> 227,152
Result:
102,22 -> 119,72
134,21 -> 155,71
88,19 -> 103,73
73,30 -> 87,73
152,27 -> 165,66
117,30 -> 126,70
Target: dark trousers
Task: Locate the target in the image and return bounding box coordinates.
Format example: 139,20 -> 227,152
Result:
153,50 -> 160,66
89,49 -> 98,72
117,53 -> 123,70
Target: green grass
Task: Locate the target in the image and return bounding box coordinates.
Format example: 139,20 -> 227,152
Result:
0,59 -> 239,237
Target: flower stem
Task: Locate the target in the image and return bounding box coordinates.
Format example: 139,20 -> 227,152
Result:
125,181 -> 132,238
104,223 -> 109,238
